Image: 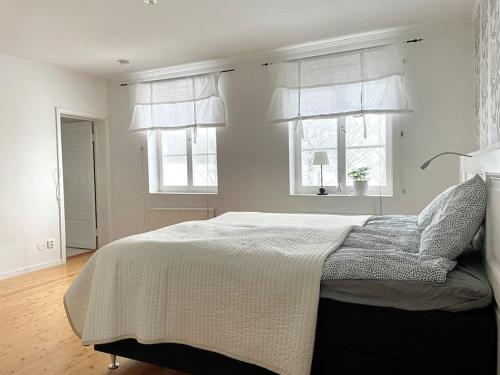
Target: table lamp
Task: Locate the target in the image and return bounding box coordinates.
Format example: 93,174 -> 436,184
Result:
313,151 -> 329,195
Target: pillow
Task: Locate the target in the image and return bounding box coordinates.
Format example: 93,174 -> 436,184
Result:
418,185 -> 455,228
419,175 -> 487,261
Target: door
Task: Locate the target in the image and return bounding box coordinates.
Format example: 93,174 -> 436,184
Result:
61,121 -> 97,250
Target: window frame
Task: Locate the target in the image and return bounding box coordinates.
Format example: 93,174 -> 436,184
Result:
157,128 -> 218,194
291,116 -> 393,196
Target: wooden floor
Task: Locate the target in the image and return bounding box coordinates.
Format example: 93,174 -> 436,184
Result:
0,253 -> 185,375
66,247 -> 93,257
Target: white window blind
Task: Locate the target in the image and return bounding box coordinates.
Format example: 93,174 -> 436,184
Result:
129,72 -> 226,132
266,44 -> 412,123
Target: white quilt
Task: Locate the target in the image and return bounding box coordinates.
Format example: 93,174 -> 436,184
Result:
64,212 -> 369,375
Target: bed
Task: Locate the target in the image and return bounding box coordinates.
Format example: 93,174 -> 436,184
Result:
93,225 -> 496,375
66,149 -> 500,375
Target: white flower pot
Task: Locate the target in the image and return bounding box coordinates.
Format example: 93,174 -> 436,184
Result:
353,180 -> 369,196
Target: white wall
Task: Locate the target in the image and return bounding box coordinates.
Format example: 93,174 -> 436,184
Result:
0,53 -> 107,277
107,21 -> 474,240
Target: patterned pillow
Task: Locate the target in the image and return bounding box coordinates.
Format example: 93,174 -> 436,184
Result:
418,185 -> 455,228
419,175 -> 487,260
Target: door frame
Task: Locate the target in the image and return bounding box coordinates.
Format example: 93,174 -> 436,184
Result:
55,107 -> 112,262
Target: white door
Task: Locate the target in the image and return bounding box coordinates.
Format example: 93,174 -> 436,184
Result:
61,121 -> 97,250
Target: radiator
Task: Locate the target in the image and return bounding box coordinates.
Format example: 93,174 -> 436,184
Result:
149,208 -> 215,230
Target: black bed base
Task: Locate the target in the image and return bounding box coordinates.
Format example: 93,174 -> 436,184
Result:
95,298 -> 497,375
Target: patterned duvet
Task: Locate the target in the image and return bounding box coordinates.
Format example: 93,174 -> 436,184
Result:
322,215 -> 457,283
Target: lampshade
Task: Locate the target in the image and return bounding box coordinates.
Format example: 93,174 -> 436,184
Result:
313,151 -> 329,166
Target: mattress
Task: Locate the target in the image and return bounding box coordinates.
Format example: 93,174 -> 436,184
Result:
320,216 -> 492,311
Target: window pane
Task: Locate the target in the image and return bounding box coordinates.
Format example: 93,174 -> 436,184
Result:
300,119 -> 338,187
302,118 -> 338,150
193,154 -> 218,186
162,155 -> 188,186
346,147 -> 386,187
192,128 -> 217,155
161,129 -> 187,156
296,119 -> 338,186
302,150 -> 338,186
192,128 -> 218,187
345,114 -> 386,147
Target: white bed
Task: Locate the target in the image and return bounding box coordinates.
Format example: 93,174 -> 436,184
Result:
63,148 -> 500,375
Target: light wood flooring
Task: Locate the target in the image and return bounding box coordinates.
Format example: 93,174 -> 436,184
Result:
66,247 -> 94,258
0,253 -> 186,375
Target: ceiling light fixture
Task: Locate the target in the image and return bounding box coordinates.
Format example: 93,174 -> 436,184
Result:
143,0 -> 157,5
118,59 -> 131,66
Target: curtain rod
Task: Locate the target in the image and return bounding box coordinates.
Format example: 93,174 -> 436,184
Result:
260,38 -> 423,67
120,68 -> 235,87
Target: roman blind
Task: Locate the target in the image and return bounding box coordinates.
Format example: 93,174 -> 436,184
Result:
129,72 -> 226,132
266,44 -> 412,123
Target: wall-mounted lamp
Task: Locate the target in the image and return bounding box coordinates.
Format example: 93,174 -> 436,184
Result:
420,152 -> 472,170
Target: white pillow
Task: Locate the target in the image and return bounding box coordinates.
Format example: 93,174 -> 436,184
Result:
419,175 -> 487,261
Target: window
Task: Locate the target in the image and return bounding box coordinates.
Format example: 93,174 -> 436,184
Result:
291,114 -> 392,195
158,128 -> 218,193
130,72 -> 225,194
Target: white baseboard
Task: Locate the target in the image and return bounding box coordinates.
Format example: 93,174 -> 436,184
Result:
0,259 -> 63,281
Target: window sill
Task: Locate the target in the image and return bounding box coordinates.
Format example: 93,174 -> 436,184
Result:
291,193 -> 393,198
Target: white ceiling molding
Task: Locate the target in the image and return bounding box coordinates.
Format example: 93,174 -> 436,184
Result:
117,19 -> 471,86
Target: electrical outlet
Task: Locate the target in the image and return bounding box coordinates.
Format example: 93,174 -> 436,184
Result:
46,239 -> 55,249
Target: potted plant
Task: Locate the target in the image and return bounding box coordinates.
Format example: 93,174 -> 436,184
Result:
348,167 -> 369,196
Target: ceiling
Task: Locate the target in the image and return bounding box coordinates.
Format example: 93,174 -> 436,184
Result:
0,0 -> 474,78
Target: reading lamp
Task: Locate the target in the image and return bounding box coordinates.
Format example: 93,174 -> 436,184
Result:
313,151 -> 329,195
420,152 -> 472,170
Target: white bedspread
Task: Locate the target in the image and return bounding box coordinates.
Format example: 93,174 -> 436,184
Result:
64,212 -> 369,375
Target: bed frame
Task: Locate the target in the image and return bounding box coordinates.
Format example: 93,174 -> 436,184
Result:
94,148 -> 500,375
